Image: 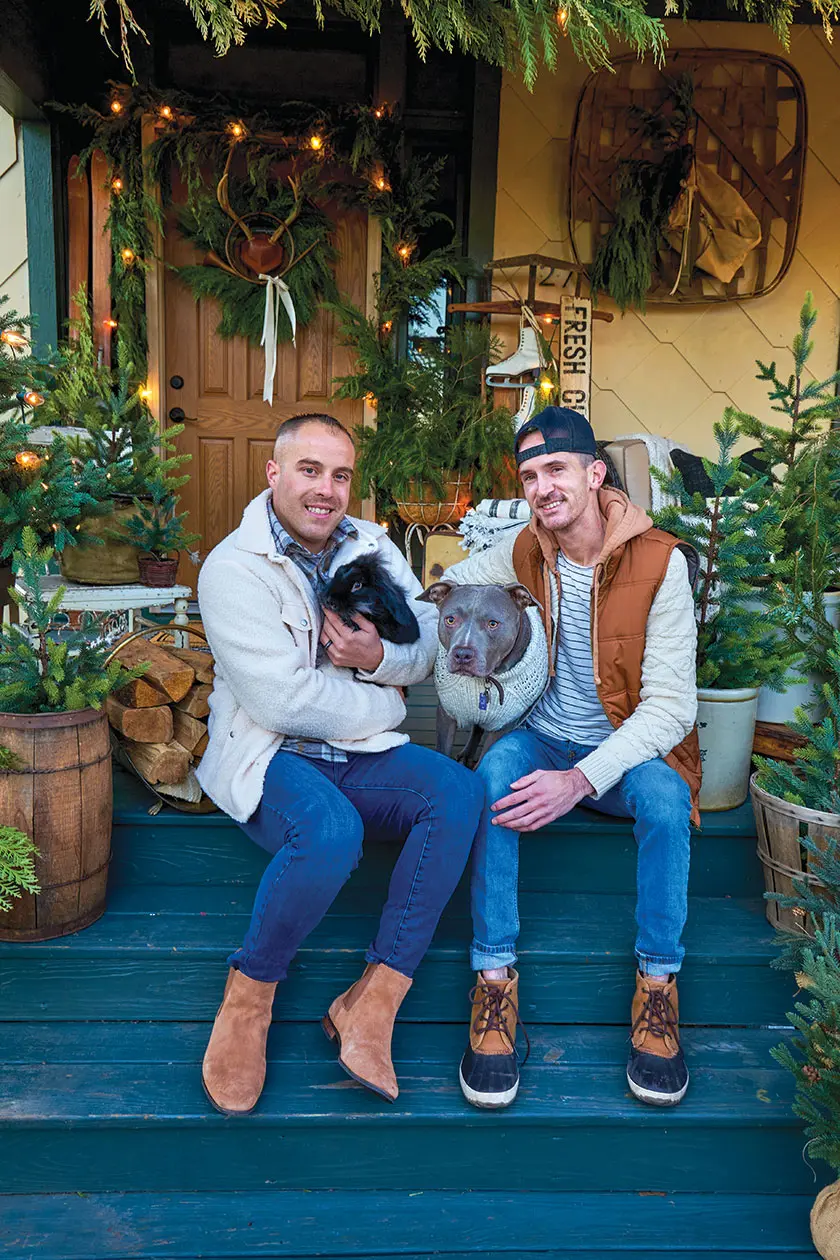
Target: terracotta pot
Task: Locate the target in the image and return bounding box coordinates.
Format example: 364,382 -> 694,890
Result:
812,1181 -> 840,1260
395,472 -> 473,528
0,708 -> 112,941
138,555 -> 179,587
59,498 -> 142,586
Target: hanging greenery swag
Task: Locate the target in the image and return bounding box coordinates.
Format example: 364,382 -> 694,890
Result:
54,85 -> 445,375
588,72 -> 694,313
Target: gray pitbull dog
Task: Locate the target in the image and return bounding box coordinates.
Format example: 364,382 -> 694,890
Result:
416,582 -> 542,768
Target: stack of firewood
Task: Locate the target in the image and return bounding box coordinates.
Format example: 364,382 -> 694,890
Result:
106,632 -> 215,806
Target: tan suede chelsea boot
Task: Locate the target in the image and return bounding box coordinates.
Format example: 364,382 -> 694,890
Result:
202,967 -> 277,1115
322,962 -> 412,1102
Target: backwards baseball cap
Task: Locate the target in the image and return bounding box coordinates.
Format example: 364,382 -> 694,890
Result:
514,406 -> 597,466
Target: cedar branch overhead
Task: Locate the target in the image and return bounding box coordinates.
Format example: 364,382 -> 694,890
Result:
85,0 -> 839,89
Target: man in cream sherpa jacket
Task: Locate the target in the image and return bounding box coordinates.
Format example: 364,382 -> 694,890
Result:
440,407 -> 699,1115
195,414 -> 484,1116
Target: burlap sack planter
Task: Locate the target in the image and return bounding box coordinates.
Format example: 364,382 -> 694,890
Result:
59,498 -> 143,586
750,772 -> 840,932
812,1181 -> 840,1260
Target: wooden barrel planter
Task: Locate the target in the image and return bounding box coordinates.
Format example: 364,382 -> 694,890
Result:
395,473 -> 473,528
750,773 -> 840,932
0,708 -> 113,941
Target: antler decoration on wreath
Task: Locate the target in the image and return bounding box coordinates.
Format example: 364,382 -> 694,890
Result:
206,144 -> 323,285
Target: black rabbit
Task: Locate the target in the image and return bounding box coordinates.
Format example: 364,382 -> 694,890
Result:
321,555 -> 420,645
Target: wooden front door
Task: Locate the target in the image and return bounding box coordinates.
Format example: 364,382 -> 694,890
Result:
161,195 -> 372,580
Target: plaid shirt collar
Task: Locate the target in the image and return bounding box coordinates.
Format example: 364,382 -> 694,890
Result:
266,498 -> 358,602
267,497 -> 358,765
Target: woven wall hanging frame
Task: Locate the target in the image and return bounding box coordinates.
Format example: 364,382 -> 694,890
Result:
569,49 -> 808,305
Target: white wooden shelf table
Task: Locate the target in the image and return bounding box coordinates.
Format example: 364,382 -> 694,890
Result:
13,575 -> 193,641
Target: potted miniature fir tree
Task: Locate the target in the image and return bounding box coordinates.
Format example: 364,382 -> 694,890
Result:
733,293 -> 840,723
111,475 -> 199,587
753,638 -> 840,1258
654,411 -> 796,809
29,291 -> 193,586
0,529 -> 143,941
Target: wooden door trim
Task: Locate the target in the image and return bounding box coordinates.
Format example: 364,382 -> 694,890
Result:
142,115 -> 166,432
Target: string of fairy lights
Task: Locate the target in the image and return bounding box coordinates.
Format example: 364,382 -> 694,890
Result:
57,85 -> 425,378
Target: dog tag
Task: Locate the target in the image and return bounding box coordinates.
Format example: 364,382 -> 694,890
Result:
479,690 -> 489,711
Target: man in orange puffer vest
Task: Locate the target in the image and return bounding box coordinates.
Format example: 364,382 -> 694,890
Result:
443,408 -> 700,1111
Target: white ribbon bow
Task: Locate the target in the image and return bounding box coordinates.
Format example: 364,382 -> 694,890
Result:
259,274 -> 297,405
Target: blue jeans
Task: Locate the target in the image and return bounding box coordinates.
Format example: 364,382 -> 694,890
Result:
472,728 -> 692,977
231,743 -> 484,982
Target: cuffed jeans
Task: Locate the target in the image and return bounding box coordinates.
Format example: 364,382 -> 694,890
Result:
471,728 -> 691,977
231,743 -> 483,982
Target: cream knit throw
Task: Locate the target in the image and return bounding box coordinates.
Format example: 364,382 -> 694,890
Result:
434,606 -> 549,732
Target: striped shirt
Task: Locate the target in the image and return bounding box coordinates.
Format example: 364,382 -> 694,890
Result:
526,550 -> 615,748
268,498 -> 358,764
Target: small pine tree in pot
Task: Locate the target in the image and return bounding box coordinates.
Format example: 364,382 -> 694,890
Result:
110,476 -> 199,587
729,293 -> 840,723
751,639 -> 840,1259
654,411 -> 798,809
0,529 -> 145,941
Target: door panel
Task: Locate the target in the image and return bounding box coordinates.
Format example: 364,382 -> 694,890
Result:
163,177 -> 369,582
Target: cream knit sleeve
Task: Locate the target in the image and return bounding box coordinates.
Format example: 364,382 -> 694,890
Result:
576,547 -> 698,798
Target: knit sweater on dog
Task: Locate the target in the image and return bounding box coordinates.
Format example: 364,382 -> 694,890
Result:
433,606 -> 549,732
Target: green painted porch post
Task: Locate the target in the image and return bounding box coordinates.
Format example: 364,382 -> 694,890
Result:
21,119 -> 58,354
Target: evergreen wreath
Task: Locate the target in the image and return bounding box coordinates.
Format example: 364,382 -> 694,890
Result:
175,166 -> 339,345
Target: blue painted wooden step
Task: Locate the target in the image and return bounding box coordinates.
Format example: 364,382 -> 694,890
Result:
0,1023 -> 821,1197
0,885 -> 790,1025
0,1189 -> 817,1257
110,769 -> 764,899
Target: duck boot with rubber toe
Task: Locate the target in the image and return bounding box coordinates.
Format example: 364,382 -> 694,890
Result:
202,967 -> 277,1115
626,971 -> 688,1106
322,962 -> 412,1102
459,968 -> 528,1109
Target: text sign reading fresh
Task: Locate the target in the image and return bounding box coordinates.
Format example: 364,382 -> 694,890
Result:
559,296 -> 592,420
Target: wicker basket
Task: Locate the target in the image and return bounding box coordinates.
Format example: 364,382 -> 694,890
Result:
395,473 -> 473,528
750,773 -> 840,931
138,555 -> 179,587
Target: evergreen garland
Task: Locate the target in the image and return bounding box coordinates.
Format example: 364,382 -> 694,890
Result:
86,0 -> 840,92
589,74 -> 694,312
53,88 -> 457,373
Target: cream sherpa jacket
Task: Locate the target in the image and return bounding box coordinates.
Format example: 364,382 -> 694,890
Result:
442,502 -> 698,800
196,490 -> 438,822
